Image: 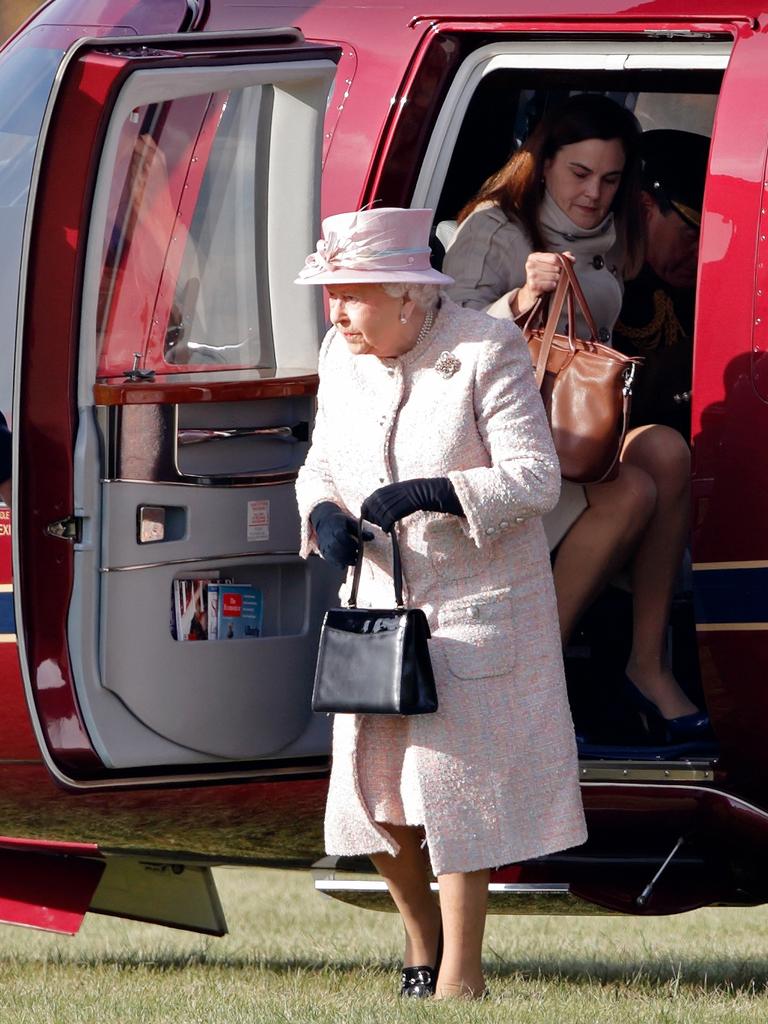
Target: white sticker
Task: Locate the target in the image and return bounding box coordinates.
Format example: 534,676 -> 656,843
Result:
247,500 -> 270,542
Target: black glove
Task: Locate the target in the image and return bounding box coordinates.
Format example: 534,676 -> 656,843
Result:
360,478 -> 464,534
310,502 -> 374,568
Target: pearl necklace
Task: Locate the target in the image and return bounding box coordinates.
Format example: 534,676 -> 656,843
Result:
416,309 -> 435,346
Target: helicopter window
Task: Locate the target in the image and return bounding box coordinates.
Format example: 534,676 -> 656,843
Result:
0,42 -> 64,414
95,85 -> 274,373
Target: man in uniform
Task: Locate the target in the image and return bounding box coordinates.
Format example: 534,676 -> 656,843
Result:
613,129 -> 711,440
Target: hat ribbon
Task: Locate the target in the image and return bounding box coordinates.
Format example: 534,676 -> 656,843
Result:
297,230 -> 430,279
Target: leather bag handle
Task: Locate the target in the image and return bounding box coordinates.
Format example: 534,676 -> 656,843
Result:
348,517 -> 404,610
557,254 -> 600,338
531,254 -> 601,390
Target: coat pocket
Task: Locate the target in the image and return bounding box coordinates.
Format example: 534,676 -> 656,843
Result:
434,590 -> 515,680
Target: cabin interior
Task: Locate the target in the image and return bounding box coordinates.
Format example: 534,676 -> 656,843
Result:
414,42 -> 726,763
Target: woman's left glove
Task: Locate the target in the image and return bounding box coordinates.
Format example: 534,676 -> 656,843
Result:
310,502 -> 374,568
361,477 -> 464,534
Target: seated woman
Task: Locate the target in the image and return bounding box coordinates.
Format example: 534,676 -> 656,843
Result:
443,93 -> 709,744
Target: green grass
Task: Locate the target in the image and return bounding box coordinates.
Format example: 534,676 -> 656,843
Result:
0,868 -> 768,1022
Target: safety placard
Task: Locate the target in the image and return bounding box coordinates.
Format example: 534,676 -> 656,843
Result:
247,500 -> 270,542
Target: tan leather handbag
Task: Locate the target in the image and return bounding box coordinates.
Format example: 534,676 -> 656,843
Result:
521,255 -> 643,484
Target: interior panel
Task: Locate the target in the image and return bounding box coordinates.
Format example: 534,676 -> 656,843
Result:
99,554 -> 338,760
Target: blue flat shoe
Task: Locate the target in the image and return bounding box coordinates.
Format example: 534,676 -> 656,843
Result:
624,675 -> 713,745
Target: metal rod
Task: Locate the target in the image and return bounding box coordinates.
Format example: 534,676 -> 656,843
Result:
636,835 -> 685,907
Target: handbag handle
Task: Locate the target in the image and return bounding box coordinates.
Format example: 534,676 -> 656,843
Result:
348,517 -> 405,610
532,254 -> 600,390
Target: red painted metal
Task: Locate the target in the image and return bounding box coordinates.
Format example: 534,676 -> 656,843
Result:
0,847 -> 104,934
31,0 -> 191,38
0,835 -> 99,857
19,48 -> 133,772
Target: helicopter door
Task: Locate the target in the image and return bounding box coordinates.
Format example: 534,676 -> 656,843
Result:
14,31 -> 341,781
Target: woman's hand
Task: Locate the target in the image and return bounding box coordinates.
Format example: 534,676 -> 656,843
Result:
310,502 -> 373,568
511,250 -> 574,316
361,478 -> 464,534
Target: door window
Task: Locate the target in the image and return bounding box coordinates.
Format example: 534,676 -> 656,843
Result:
96,86 -> 274,374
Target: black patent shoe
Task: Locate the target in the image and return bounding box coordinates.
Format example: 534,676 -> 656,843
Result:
400,965 -> 437,998
624,675 -> 714,744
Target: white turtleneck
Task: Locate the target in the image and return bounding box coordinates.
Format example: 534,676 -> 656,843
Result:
444,193 -> 625,343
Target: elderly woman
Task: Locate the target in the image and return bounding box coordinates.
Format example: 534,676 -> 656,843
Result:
444,94 -> 709,744
295,206 -> 586,1000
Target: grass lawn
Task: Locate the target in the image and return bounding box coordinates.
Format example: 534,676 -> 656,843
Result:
0,867 -> 768,1022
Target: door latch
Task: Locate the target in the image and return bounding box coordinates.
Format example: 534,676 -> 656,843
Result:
123,352 -> 155,382
46,515 -> 83,542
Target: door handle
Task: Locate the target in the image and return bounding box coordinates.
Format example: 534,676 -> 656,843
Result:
177,423 -> 309,446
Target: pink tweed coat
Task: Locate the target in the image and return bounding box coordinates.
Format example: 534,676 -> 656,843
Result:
296,297 -> 587,875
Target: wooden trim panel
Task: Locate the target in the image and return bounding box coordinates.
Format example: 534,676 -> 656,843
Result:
94,368 -> 319,406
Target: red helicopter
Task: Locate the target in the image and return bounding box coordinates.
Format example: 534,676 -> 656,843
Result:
0,0 -> 765,936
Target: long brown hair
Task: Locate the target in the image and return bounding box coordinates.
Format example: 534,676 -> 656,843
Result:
458,94 -> 645,277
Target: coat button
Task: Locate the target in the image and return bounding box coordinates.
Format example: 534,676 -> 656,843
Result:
499,520 -> 509,529
485,526 -> 495,535
467,606 -> 479,619
598,327 -> 611,343
592,255 -> 605,269
514,516 -> 525,524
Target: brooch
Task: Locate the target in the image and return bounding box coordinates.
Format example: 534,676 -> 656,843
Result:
434,351 -> 461,379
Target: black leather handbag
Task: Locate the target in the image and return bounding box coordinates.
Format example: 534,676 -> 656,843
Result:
311,521 -> 438,716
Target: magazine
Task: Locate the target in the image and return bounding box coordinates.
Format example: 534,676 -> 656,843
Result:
171,576 -> 260,640
171,572 -> 221,641
173,578 -> 210,641
214,583 -> 264,639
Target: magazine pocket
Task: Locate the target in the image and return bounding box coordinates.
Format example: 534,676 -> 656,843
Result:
435,591 -> 515,680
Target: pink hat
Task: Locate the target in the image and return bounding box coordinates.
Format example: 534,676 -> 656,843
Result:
295,207 -> 454,286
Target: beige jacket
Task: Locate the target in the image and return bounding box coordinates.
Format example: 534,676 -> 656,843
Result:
296,298 -> 587,875
443,196 -> 625,546
443,193 -> 624,340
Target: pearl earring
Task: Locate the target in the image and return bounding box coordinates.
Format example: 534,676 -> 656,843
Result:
399,314 -> 407,324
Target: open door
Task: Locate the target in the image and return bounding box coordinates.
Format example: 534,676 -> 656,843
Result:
13,29 -> 342,782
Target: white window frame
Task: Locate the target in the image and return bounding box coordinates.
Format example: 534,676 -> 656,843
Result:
411,38 -> 732,214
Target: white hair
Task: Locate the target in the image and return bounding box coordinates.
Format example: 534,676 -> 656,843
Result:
381,282 -> 441,310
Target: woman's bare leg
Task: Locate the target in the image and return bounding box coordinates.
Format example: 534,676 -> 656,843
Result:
434,868 -> 489,999
553,463 -> 656,644
369,825 -> 442,968
621,425 -> 697,719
